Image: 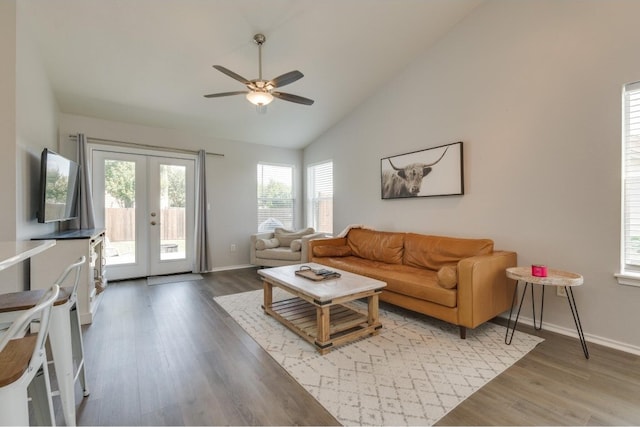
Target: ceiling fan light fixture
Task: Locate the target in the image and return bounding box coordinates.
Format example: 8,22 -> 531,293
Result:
246,90 -> 273,107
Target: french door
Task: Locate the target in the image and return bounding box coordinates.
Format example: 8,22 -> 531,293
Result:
91,147 -> 195,280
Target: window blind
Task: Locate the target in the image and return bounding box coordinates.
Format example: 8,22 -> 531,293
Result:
307,161 -> 333,234
257,163 -> 294,232
623,81 -> 640,268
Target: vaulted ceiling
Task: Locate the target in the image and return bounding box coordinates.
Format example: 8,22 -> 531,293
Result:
21,0 -> 483,149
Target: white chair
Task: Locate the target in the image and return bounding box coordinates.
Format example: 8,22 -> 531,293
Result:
47,256 -> 89,427
0,284 -> 59,426
0,256 -> 88,426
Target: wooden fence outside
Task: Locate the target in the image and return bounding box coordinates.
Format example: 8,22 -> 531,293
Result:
106,207 -> 185,242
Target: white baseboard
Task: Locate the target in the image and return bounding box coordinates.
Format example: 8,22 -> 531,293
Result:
206,264 -> 255,272
510,315 -> 640,356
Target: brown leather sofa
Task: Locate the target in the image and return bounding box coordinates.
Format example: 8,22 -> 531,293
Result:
309,228 -> 517,338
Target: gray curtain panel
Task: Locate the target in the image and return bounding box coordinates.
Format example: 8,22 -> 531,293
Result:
194,149 -> 212,272
70,133 -> 96,230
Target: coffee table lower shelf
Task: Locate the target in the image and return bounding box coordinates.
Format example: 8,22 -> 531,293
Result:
264,297 -> 381,354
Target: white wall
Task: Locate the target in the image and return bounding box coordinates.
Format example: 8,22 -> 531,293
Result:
0,1 -> 20,292
16,1 -> 60,242
0,2 -> 59,293
304,0 -> 640,353
0,1 -> 17,242
58,113 -> 303,270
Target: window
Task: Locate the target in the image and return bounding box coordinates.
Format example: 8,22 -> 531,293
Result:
257,163 -> 294,232
618,81 -> 640,286
307,161 -> 333,234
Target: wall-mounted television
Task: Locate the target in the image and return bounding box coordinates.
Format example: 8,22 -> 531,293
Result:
37,148 -> 80,223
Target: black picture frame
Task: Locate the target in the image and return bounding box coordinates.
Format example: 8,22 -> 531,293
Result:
380,141 -> 464,199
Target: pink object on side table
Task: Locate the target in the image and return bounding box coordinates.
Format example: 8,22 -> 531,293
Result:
531,264 -> 548,277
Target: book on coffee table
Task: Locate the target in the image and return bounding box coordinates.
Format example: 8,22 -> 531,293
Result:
295,265 -> 341,281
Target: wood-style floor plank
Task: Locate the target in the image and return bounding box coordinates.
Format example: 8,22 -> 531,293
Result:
67,267 -> 640,426
436,320 -> 640,426
74,268 -> 338,426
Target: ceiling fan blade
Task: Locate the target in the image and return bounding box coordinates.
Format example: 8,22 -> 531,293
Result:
213,65 -> 250,85
203,91 -> 248,98
269,70 -> 304,88
272,91 -> 315,106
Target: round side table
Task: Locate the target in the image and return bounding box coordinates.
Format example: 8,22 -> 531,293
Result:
505,266 -> 589,359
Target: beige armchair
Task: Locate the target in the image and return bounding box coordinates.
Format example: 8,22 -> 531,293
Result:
250,227 -> 326,267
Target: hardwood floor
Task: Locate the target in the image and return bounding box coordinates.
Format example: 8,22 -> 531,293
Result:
437,321 -> 640,425
68,267 -> 640,426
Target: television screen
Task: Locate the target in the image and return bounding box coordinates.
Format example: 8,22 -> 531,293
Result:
37,148 -> 80,223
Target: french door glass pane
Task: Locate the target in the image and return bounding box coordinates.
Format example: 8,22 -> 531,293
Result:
104,159 -> 136,266
160,164 -> 186,261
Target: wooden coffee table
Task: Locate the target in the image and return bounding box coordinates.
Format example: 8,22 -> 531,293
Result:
258,263 -> 386,354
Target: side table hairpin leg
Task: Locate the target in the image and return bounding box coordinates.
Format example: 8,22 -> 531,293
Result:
506,282 -> 589,359
505,280 -> 544,344
531,283 -> 544,330
505,267 -> 589,359
505,280 -> 527,344
565,287 -> 590,359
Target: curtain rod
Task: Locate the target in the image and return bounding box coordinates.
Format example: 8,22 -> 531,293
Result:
68,135 -> 224,157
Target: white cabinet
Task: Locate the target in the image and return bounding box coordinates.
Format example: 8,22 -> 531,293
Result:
31,228 -> 107,325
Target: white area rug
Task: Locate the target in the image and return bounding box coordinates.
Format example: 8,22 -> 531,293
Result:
146,273 -> 203,285
215,289 -> 544,426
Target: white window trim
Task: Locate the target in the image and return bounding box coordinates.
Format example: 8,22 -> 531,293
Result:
257,162 -> 296,232
617,80 -> 640,287
306,160 -> 333,234
615,272 -> 640,287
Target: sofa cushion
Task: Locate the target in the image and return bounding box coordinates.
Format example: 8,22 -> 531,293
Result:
290,239 -> 302,252
312,245 -> 352,257
437,265 -> 458,289
379,264 -> 457,308
255,237 -> 279,250
256,247 -> 301,261
315,256 -> 388,278
274,227 -> 314,247
346,228 -> 404,264
403,233 -> 494,271
316,256 -> 456,308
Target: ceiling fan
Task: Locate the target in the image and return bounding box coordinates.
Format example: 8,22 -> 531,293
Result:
204,33 -> 314,112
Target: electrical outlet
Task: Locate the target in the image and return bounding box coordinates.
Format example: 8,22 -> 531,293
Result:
230,244 -> 237,252
556,286 -> 567,297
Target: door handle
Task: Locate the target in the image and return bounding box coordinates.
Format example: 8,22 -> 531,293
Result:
150,212 -> 157,217
150,221 -> 157,226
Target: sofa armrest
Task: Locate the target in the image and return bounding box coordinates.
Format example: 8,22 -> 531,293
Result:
300,232 -> 327,262
250,232 -> 275,264
302,232 -> 326,242
456,250 -> 517,329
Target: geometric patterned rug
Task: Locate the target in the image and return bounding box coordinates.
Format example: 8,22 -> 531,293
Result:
214,289 -> 544,426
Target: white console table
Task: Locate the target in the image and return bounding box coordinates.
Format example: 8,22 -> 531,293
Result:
31,229 -> 106,325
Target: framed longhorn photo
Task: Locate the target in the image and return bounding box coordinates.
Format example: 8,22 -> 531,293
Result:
381,141 -> 464,199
